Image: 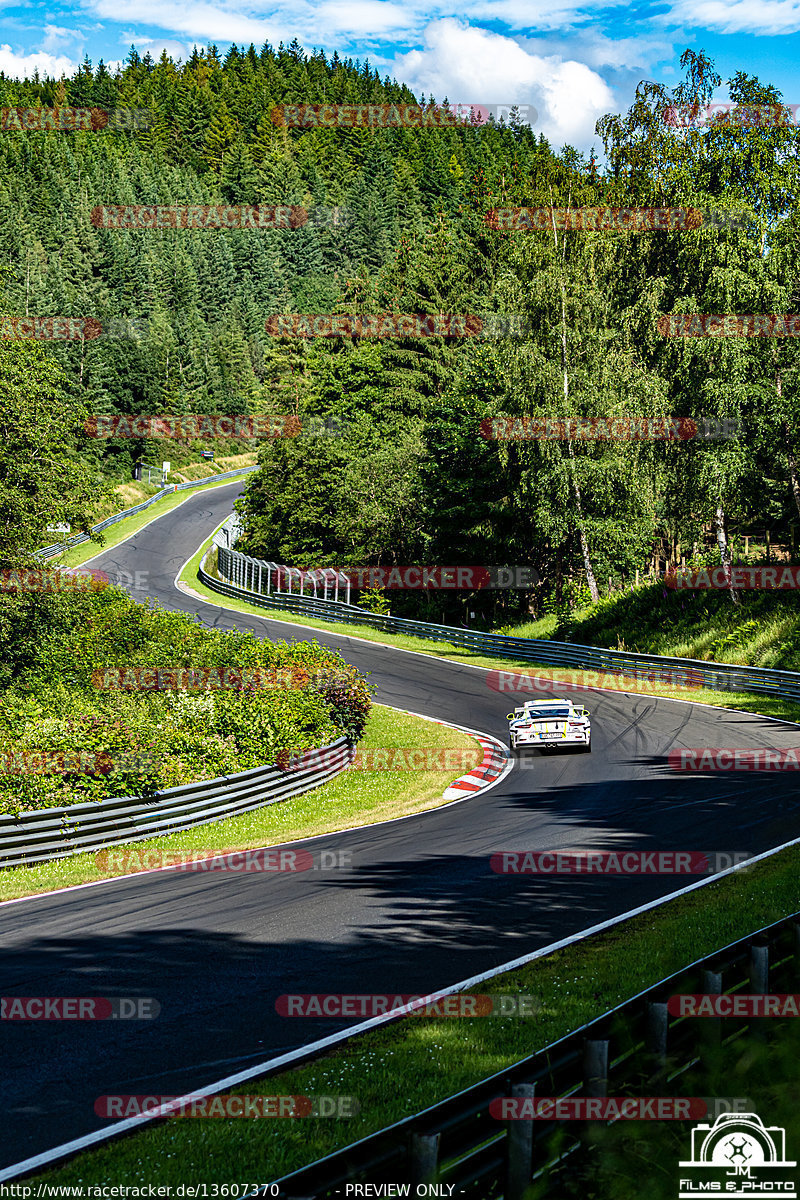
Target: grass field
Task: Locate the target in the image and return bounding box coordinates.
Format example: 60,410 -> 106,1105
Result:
503,583 -> 800,672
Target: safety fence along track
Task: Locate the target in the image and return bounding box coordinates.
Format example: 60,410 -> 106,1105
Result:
272,914 -> 800,1199
38,466 -> 258,559
202,538 -> 800,708
0,739 -> 353,869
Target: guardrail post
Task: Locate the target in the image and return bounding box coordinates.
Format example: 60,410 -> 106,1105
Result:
750,944 -> 769,993
702,970 -> 723,1048
793,923 -> 800,979
409,1131 -> 440,1185
750,944 -> 769,1040
506,1083 -> 535,1200
584,1039 -> 609,1097
645,1001 -> 669,1081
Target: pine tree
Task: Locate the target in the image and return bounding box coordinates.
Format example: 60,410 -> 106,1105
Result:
204,101 -> 237,172
221,138 -> 259,202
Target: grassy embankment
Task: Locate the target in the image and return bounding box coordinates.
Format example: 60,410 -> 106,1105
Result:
184,539 -> 800,724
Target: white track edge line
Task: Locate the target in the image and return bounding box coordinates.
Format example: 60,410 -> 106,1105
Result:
77,478 -> 249,569
5,831 -> 800,1182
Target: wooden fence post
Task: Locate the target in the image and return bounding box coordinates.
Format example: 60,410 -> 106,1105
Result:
750,944 -> 769,1040
750,944 -> 769,993
792,923 -> 800,980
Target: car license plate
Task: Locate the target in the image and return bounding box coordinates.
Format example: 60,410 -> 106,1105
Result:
539,732 -> 561,739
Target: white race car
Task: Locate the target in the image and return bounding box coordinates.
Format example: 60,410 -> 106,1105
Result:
507,697 -> 591,754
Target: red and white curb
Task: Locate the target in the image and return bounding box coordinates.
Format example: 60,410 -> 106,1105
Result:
381,705 -> 512,801
442,735 -> 509,799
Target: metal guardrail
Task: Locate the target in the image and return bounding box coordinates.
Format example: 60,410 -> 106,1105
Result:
0,739 -> 353,869
202,544 -> 800,707
218,543 -> 353,605
273,913 -> 800,1198
37,466 -> 257,559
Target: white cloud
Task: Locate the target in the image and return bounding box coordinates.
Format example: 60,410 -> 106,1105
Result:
85,0 -> 283,46
392,20 -> 615,150
663,0 -> 800,34
41,25 -> 79,54
125,36 -> 195,62
0,43 -> 77,78
308,0 -> 420,37
77,0 -> 602,52
458,0 -> 605,32
525,30 -> 674,71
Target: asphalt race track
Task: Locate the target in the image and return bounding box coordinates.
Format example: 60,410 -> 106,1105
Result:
3,480 -> 800,1171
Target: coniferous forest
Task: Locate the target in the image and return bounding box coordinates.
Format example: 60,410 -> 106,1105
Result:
2,42 -> 800,622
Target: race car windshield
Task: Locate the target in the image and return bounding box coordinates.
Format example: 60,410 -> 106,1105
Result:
525,708 -> 571,719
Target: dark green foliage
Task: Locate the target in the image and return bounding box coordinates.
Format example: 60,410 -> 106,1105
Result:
3,45 -> 800,626
0,581 -> 373,815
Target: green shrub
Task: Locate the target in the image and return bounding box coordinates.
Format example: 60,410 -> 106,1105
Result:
0,582 -> 374,816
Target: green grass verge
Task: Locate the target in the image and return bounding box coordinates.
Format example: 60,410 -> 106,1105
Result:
52,471 -> 256,571
30,839 -> 800,1185
181,538 -> 800,725
0,705 -> 477,902
509,582 -> 800,673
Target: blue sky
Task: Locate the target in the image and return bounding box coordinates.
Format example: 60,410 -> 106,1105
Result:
1,0 -> 798,154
